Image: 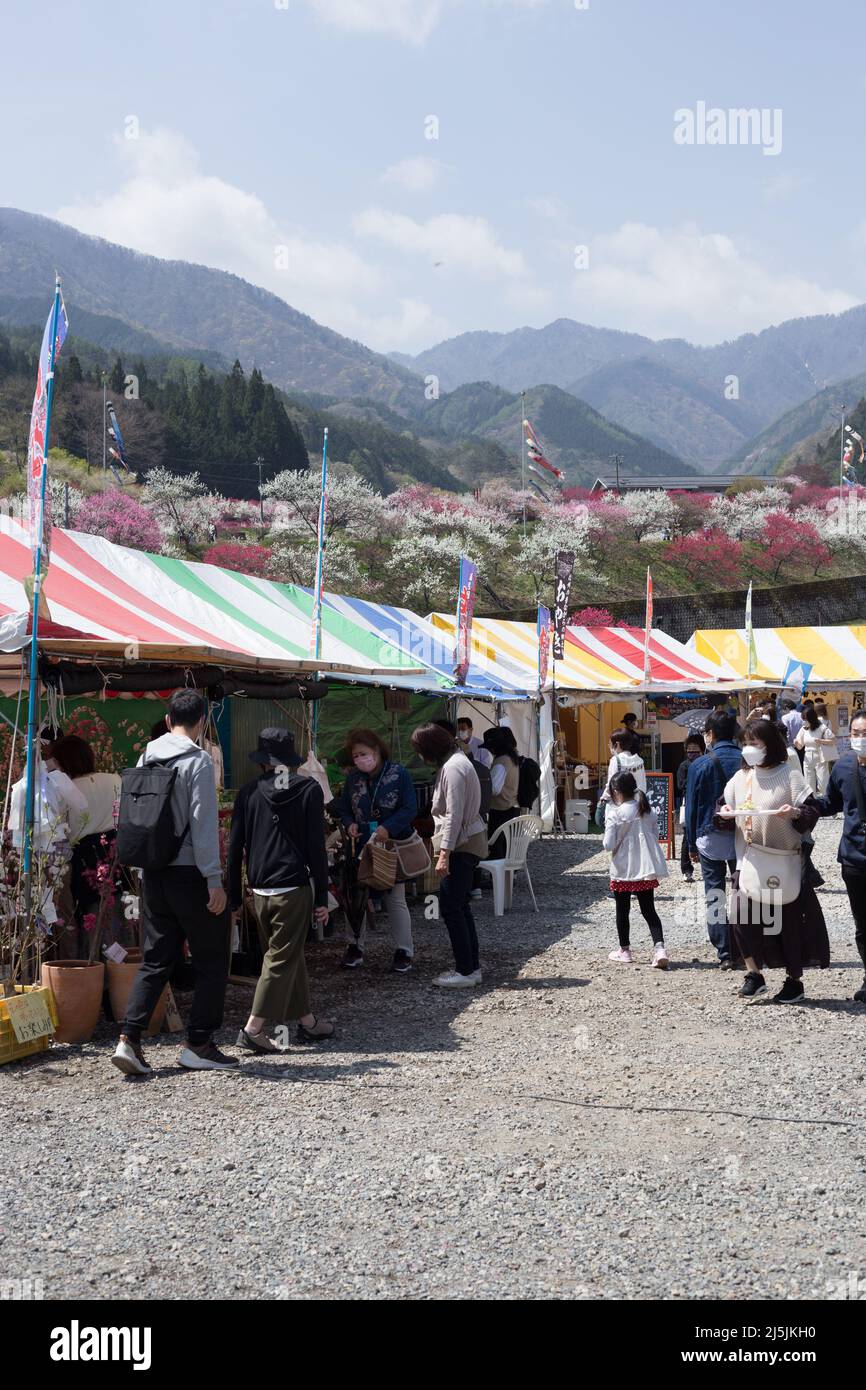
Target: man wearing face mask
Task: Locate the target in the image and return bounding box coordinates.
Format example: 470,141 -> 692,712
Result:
812,711 -> 866,1002
676,734 -> 705,883
685,711 -> 743,968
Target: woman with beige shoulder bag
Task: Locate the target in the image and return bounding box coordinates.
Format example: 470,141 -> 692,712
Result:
716,718 -> 829,1004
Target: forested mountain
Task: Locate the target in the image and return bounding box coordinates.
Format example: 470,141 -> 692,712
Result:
396,307 -> 866,466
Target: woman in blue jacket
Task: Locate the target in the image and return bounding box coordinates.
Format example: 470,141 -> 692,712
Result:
339,727 -> 418,974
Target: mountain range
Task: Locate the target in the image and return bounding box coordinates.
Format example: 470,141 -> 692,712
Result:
2,206 -> 866,488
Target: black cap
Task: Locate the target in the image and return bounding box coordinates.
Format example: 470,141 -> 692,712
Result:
249,727 -> 303,768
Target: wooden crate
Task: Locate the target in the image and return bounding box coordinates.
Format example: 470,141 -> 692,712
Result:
0,984 -> 58,1067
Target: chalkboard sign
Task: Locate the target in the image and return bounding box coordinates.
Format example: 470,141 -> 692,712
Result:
644,771 -> 674,859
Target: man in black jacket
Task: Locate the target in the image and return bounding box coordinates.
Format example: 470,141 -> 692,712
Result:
228,729 -> 334,1051
812,710 -> 866,1003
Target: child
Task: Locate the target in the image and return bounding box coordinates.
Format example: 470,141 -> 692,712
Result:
602,770 -> 670,968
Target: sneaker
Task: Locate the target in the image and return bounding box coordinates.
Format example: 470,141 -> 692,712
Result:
853,977 -> 866,1004
738,971 -> 767,1001
111,1035 -> 151,1076
608,948 -> 633,964
236,1027 -> 283,1055
683,872 -> 694,884
432,969 -> 481,989
178,1041 -> 240,1070
719,959 -> 733,971
391,949 -> 413,973
772,977 -> 805,1005
341,943 -> 364,969
651,943 -> 670,970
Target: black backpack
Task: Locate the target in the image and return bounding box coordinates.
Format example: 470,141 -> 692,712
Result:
470,755 -> 493,817
517,755 -> 541,810
116,757 -> 188,871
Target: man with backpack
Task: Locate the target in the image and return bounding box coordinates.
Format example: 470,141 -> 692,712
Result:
112,689 -> 235,1075
685,710 -> 743,969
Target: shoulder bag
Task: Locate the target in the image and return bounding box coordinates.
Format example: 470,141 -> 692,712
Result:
737,770 -> 801,906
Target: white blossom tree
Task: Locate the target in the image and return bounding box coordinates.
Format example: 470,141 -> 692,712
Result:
141,469 -> 224,554
709,486 -> 791,540
617,489 -> 676,541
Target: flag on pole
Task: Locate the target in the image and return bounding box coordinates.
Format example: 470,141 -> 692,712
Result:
106,400 -> 131,474
523,419 -> 563,480
309,427 -> 329,660
781,657 -> 812,698
27,290 -> 69,562
453,557 -> 478,685
552,550 -> 575,660
537,605 -> 550,693
643,567 -> 653,685
745,580 -> 757,678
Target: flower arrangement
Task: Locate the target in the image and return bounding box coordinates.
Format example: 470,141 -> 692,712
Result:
64,708 -> 115,772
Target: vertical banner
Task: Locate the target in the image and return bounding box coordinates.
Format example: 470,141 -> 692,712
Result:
552,550 -> 575,660
27,290 -> 69,563
643,567 -> 653,685
537,604 -> 550,693
745,580 -> 757,679
453,556 -> 478,685
309,427 -> 329,660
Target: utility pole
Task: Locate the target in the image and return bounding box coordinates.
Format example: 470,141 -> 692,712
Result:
256,455 -> 264,532
63,482 -> 70,528
612,452 -> 622,491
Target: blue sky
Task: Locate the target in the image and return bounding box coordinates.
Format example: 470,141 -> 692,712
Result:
3,0 -> 864,353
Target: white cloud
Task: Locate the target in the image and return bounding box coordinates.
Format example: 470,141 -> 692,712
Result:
354,207 -> 527,276
571,221 -> 856,342
306,0 -> 443,43
526,194 -> 565,220
763,173 -> 809,204
381,156 -> 442,191
305,0 -> 548,44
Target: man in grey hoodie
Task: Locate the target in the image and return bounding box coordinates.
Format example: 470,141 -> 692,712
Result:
112,689 -> 237,1075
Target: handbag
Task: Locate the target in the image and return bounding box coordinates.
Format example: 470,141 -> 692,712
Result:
392,830 -> 431,880
357,838 -> 398,891
737,770 -> 800,906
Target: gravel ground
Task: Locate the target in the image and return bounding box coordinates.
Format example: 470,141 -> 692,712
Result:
2,818 -> 866,1302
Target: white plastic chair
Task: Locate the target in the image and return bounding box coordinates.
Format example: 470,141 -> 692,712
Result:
479,814 -> 543,916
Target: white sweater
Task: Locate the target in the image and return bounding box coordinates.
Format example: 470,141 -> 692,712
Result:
603,800 -> 668,883
600,751 -> 646,802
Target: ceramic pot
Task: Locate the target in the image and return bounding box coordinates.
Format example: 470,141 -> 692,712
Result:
40,960 -> 105,1044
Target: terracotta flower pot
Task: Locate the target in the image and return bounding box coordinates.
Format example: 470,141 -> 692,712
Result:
41,960 -> 105,1044
106,953 -> 168,1037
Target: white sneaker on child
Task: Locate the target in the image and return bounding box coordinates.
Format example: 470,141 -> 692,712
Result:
651,943 -> 670,970
608,948 -> 633,964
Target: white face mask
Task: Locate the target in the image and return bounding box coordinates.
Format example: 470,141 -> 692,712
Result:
742,745 -> 766,767
850,735 -> 866,755
458,730 -> 470,742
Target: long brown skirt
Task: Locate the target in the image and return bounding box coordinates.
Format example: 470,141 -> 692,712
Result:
730,883 -> 830,977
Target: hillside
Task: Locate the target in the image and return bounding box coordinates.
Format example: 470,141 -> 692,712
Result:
735,371 -> 866,474
0,208 -> 423,411
396,306 -> 866,465
421,381 -> 687,483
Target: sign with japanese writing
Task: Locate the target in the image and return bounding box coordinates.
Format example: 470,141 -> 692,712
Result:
552,551 -> 574,661
4,989 -> 54,1043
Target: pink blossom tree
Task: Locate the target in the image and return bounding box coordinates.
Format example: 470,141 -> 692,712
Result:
74,490 -> 163,552
203,541 -> 273,577
665,529 -> 744,586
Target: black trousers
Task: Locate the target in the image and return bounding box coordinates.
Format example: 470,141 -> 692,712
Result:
439,852 -> 480,976
614,889 -> 664,950
841,866 -> 866,975
123,867 -> 230,1045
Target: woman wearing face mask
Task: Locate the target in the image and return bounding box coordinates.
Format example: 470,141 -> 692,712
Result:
794,704 -> 836,795
716,719 -> 829,1003
676,734 -> 705,883
338,728 -> 418,973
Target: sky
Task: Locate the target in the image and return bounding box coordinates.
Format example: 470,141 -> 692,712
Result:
3,0 -> 865,355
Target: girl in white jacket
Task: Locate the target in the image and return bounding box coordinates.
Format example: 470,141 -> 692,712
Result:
602,770 -> 670,969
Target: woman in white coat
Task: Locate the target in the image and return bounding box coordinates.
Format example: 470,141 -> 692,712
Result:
603,770 -> 670,969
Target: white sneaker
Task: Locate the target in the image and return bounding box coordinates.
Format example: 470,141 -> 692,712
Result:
111,1037 -> 151,1076
432,969 -> 481,989
651,943 -> 670,970
608,948 -> 633,964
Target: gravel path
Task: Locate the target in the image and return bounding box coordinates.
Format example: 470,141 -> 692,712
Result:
3,819 -> 865,1302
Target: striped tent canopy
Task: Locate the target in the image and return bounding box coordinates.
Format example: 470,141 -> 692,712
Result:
0,518 -> 421,681
430,615 -> 738,693
691,626 -> 866,687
